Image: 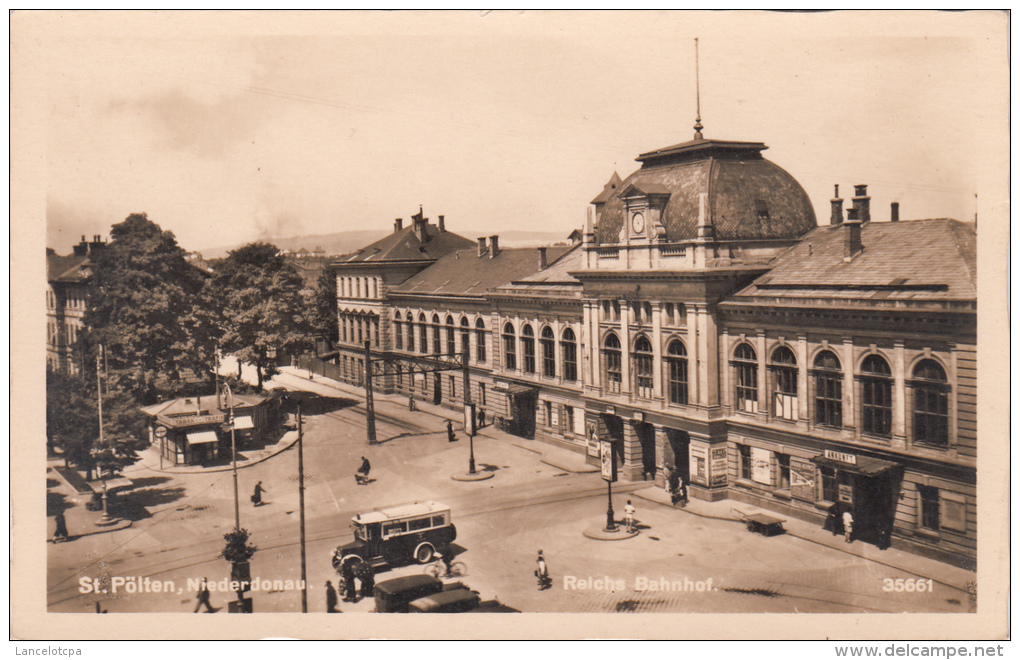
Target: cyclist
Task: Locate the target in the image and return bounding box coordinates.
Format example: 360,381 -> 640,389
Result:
441,545 -> 456,577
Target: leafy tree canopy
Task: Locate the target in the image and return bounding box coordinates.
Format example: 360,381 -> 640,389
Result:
83,213 -> 214,404
214,243 -> 313,389
312,267 -> 339,345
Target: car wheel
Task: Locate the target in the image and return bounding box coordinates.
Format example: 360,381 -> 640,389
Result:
414,543 -> 435,564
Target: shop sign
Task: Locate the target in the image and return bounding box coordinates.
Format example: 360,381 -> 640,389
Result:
690,446 -> 707,484
838,483 -> 854,504
154,425 -> 168,439
600,439 -> 617,483
790,457 -> 816,502
824,449 -> 857,466
710,447 -> 728,486
750,447 -> 772,485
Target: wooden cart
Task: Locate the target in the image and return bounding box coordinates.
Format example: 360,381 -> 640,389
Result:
734,510 -> 786,536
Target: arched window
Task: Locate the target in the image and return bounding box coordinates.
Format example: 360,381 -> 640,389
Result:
475,318 -> 487,362
912,359 -> 949,446
666,339 -> 688,405
502,323 -> 517,370
861,354 -> 892,437
734,343 -> 758,413
406,312 -> 415,352
521,324 -> 536,374
561,328 -> 577,382
460,317 -> 470,359
633,336 -> 653,398
394,313 -> 403,350
813,350 -> 843,428
446,315 -> 456,356
432,314 -> 441,355
604,333 -> 622,394
770,346 -> 798,421
540,326 -> 556,378
418,313 -> 428,354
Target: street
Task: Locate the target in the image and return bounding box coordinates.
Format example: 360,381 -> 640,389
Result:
47,366 -> 974,615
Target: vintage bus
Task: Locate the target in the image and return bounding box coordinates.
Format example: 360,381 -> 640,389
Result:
332,501 -> 457,571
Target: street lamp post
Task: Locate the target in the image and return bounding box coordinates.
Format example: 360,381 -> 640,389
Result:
95,346 -> 111,524
224,382 -> 240,532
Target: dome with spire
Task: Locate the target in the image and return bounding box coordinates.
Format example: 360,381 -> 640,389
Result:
592,137 -> 816,245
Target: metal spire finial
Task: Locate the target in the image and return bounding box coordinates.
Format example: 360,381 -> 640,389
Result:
693,38 -> 704,139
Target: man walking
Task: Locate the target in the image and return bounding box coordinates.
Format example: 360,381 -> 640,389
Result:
408,394 -> 416,411
624,499 -> 636,533
52,508 -> 69,543
477,408 -> 486,429
446,420 -> 457,442
535,550 -> 550,590
252,481 -> 265,507
325,581 -> 340,613
194,578 -> 214,613
842,508 -> 854,543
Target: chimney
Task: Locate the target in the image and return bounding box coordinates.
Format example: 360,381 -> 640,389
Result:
73,236 -> 88,257
843,208 -> 863,260
830,184 -> 844,226
489,235 -> 500,258
538,247 -> 548,270
852,184 -> 871,223
890,202 -> 900,223
394,218 -> 403,233
476,237 -> 488,258
438,215 -> 445,232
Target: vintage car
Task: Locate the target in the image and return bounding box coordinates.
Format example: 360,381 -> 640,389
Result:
332,501 -> 457,572
373,574 -> 444,613
407,587 -> 481,613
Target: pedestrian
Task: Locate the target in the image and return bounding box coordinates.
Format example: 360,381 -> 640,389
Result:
447,420 -> 457,442
52,508 -> 69,543
251,481 -> 265,507
477,408 -> 486,429
194,577 -> 214,613
408,394 -> 416,411
677,475 -> 688,508
842,508 -> 854,543
356,456 -> 371,485
325,581 -> 340,613
828,503 -> 841,537
356,561 -> 375,599
535,550 -> 550,590
341,561 -> 357,602
624,499 -> 636,532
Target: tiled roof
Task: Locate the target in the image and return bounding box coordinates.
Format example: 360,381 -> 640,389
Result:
596,139 -> 816,244
47,252 -> 90,283
733,219 -> 976,302
140,393 -> 265,417
590,171 -> 623,204
390,246 -> 571,297
510,244 -> 583,285
342,224 -> 474,264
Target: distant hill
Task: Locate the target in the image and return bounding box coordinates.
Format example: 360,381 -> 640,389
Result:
198,228 -> 574,260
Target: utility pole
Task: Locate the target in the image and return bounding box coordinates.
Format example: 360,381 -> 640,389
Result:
462,348 -> 476,475
364,340 -> 377,445
298,400 -> 307,613
224,382 -> 240,532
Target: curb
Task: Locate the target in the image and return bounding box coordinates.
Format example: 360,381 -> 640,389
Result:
137,431 -> 301,475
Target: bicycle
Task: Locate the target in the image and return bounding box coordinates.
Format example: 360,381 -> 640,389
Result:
425,560 -> 467,579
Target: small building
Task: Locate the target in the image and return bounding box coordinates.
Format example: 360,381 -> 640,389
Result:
140,393 -> 268,466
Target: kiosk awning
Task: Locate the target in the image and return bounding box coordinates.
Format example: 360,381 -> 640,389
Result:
186,431 -> 219,445
810,454 -> 900,477
233,415 -> 255,430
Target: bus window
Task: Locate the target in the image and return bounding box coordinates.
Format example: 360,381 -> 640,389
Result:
431,515 -> 445,527
408,518 -> 431,532
383,522 -> 407,537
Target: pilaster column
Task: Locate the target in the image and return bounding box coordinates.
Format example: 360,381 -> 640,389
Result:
756,329 -> 768,416
842,337 -> 856,430
655,425 -> 669,486
688,305 -> 701,407
893,340 -> 907,447
620,299 -> 631,396
651,302 -> 663,400
797,335 -> 809,423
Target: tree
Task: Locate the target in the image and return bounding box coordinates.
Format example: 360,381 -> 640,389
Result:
312,267 -> 339,346
214,243 -> 314,390
46,369 -> 99,476
83,213 -> 212,404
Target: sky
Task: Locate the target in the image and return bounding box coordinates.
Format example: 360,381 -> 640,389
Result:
20,11 -> 1008,256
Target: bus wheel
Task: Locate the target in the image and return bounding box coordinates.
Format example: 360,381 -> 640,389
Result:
414,543 -> 435,564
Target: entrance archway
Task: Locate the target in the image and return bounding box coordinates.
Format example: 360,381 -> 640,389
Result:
635,422 -> 656,480
663,428 -> 690,483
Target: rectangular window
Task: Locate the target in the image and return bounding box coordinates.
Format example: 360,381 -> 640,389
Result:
862,378 -> 893,437
431,515 -> 446,527
777,454 -> 791,491
562,340 -> 577,382
739,445 -> 751,480
408,517 -> 431,531
523,337 -> 535,374
918,485 -> 940,531
476,328 -> 487,362
564,406 -> 574,434
606,351 -> 622,394
480,383 -> 486,406
383,522 -> 407,537
448,375 -> 456,400
544,400 -> 553,427
815,373 -> 843,428
821,467 -> 838,503
773,367 -> 798,421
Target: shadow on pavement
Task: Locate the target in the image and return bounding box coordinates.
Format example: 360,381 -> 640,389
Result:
279,392 -> 358,416
47,490 -> 69,516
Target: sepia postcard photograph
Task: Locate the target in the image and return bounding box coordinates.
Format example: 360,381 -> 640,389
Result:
10,9 -> 1010,642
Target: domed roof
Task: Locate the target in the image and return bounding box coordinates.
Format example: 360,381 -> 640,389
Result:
594,138 -> 816,244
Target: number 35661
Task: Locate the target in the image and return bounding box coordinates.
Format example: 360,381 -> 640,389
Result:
882,578 -> 934,592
